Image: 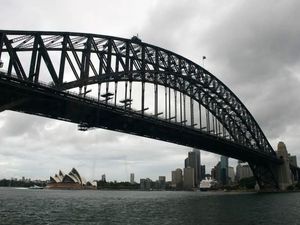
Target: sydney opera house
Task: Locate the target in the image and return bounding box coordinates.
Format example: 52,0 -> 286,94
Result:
47,168 -> 97,190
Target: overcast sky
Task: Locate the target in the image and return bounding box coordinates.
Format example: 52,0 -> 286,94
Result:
0,0 -> 300,182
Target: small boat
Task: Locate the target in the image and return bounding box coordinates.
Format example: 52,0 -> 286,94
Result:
29,185 -> 44,189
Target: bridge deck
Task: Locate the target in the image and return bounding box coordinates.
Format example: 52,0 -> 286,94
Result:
0,72 -> 281,165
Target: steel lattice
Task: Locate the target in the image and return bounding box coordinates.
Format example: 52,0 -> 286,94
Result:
0,30 -> 277,160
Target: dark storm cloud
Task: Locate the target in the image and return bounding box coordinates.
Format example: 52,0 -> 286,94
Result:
141,0 -> 300,155
1,0 -> 300,180
200,0 -> 300,142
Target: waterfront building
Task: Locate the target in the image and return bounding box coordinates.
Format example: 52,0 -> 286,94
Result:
48,168 -> 96,189
183,167 -> 194,190
184,157 -> 190,168
184,157 -> 189,168
200,165 -> 206,180
289,155 -> 297,167
220,156 -> 228,185
288,155 -> 298,182
130,173 -> 135,184
171,168 -> 183,189
236,162 -> 253,181
140,178 -> 151,190
211,167 -> 216,180
212,161 -> 221,183
158,176 -> 166,190
101,174 -> 106,182
228,166 -> 235,183
193,148 -> 201,184
185,149 -> 201,186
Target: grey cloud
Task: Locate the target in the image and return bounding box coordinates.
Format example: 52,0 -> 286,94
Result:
198,0 -> 300,143
1,0 -> 299,181
141,0 -> 300,161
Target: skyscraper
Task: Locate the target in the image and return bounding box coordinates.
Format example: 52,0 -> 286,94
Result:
130,173 -> 135,184
184,157 -> 189,168
171,168 -> 183,189
228,166 -> 235,183
188,151 -> 198,186
185,149 -> 201,186
140,178 -> 151,190
183,167 -> 194,190
200,165 -> 206,180
236,162 -> 253,181
101,174 -> 106,182
212,161 -> 221,182
220,156 -> 228,185
193,148 -> 201,184
158,176 -> 166,190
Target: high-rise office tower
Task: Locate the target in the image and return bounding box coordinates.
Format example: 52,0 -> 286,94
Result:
184,157 -> 189,168
158,176 -> 166,190
213,161 -> 221,182
171,168 -> 183,189
193,148 -> 201,183
228,166 -> 235,183
188,151 -> 198,185
140,178 -> 151,190
130,173 -> 135,184
200,165 -> 206,180
101,174 -> 106,182
220,156 -> 228,185
183,167 -> 194,190
236,162 -> 253,181
185,149 -> 201,186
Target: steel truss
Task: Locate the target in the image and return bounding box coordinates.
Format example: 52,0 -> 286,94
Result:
0,30 -> 278,162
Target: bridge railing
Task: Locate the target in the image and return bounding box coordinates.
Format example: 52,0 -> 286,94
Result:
0,69 -> 235,142
0,68 -> 282,166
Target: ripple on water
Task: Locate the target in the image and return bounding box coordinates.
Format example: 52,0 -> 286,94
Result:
1,188 -> 300,225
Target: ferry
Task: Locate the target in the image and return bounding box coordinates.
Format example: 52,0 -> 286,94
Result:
199,178 -> 217,191
29,185 -> 44,189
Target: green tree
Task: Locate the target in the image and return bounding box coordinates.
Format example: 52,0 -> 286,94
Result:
239,177 -> 256,189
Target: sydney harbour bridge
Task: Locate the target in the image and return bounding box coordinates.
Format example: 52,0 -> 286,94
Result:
0,30 -> 298,191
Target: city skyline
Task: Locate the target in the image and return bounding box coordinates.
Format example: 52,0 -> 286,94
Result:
1,0 -> 300,182
1,147 -> 224,182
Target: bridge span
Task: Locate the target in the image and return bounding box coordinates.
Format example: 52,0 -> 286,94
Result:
0,30 -> 298,190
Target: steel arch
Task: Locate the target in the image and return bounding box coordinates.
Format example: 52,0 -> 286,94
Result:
0,30 -> 275,158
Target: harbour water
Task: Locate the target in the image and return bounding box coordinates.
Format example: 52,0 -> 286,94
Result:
1,187 -> 300,225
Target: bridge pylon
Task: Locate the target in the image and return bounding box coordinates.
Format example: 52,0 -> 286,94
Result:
252,141 -> 296,191
275,142 -> 293,190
